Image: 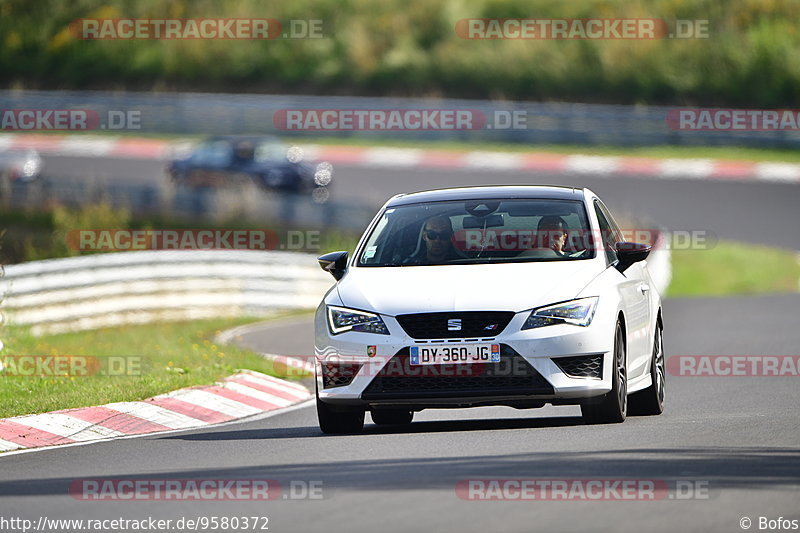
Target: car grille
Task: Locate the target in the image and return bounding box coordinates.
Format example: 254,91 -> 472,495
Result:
362,345 -> 554,399
553,354 -> 603,379
395,311 -> 515,339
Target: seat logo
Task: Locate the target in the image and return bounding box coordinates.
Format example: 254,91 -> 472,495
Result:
447,318 -> 462,331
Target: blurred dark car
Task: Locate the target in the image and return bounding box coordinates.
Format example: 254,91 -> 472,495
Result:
0,148 -> 43,182
166,135 -> 332,194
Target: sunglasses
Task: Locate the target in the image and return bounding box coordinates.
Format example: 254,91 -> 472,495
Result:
424,229 -> 452,241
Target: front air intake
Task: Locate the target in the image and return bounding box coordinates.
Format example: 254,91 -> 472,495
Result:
321,362 -> 363,388
553,354 -> 603,379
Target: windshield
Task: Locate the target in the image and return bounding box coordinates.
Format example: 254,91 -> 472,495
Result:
357,198 -> 595,266
254,141 -> 288,162
190,141 -> 232,165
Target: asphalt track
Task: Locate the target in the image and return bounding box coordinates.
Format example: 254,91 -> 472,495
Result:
2,155 -> 798,533
39,153 -> 800,249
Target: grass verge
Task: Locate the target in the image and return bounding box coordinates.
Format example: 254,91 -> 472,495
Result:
0,312 -> 313,419
667,241 -> 800,297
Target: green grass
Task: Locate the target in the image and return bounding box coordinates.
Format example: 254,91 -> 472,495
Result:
667,240 -> 800,297
0,312 -> 313,419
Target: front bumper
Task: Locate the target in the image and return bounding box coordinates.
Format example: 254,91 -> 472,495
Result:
315,307 -> 616,408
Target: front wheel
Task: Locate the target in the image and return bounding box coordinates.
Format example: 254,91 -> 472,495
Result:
316,393 -> 364,434
629,323 -> 665,416
581,322 -> 627,424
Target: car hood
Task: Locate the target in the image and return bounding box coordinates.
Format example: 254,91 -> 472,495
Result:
335,260 -> 603,315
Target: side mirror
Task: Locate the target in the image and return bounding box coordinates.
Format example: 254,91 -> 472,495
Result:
614,242 -> 651,273
318,251 -> 348,280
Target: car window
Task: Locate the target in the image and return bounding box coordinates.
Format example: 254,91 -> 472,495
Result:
254,142 -> 288,162
595,199 -> 623,240
593,201 -> 618,265
358,198 -> 595,266
191,142 -> 232,165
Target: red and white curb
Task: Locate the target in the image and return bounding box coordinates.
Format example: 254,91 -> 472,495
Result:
1,133 -> 798,184
0,370 -> 310,453
304,146 -> 800,184
0,133 -> 176,160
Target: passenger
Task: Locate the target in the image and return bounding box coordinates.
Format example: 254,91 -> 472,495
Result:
518,216 -> 569,258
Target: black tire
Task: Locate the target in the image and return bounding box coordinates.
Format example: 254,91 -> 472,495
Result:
581,322 -> 627,424
371,409 -> 414,425
316,392 -> 365,434
629,323 -> 665,416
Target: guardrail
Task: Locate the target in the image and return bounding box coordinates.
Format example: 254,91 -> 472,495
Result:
0,250 -> 333,335
2,90 -> 798,149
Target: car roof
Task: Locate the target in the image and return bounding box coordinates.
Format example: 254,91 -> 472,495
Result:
205,135 -> 283,144
385,185 -> 585,207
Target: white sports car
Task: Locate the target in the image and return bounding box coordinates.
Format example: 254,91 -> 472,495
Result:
314,186 -> 664,434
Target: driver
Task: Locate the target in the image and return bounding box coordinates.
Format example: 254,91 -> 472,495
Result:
407,215 -> 460,265
233,141 -> 255,161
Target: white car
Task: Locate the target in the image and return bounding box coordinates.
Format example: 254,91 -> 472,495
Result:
314,186 -> 664,434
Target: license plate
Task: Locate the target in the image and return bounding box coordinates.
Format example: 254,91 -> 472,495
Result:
410,344 -> 501,365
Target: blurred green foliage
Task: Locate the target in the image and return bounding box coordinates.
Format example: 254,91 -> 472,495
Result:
1,203 -> 131,262
1,0 -> 798,105
0,203 -> 361,263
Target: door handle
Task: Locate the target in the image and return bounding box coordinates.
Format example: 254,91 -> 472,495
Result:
640,283 -> 651,293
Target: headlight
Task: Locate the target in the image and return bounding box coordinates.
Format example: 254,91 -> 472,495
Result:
314,162 -> 333,186
522,297 -> 599,329
22,158 -> 41,177
286,145 -> 304,163
328,306 -> 390,335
